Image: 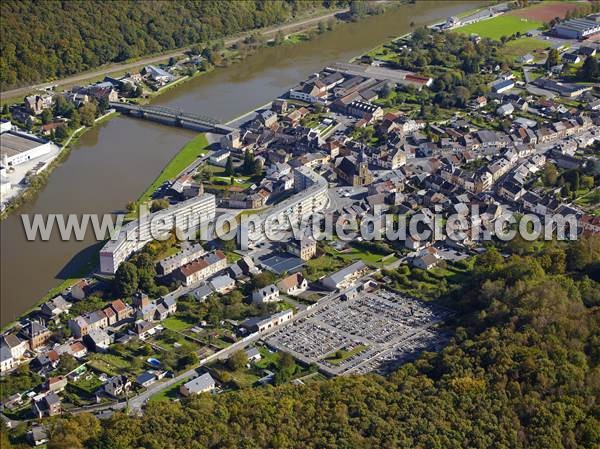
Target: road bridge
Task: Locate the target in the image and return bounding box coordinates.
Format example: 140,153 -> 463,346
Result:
110,102 -> 236,134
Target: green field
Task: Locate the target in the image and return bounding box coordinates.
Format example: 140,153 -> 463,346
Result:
500,37 -> 549,60
136,133 -> 210,205
456,15 -> 543,40
162,316 -> 194,332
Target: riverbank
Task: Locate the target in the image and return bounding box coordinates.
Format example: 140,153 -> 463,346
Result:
0,111 -> 118,220
0,5 -> 355,103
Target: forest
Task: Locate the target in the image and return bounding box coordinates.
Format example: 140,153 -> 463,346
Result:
2,236 -> 598,449
0,0 -> 349,90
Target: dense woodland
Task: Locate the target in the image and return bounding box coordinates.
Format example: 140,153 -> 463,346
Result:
0,0 -> 350,90
2,236 -> 598,448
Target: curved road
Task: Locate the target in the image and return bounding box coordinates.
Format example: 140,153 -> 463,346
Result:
0,8 -> 349,100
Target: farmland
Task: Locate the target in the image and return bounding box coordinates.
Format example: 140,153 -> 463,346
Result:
455,15 -> 543,40
508,1 -> 579,22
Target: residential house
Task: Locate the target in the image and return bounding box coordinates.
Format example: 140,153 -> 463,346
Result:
142,65 -> 174,84
84,328 -> 111,351
0,345 -> 15,373
27,425 -> 49,447
209,149 -> 231,167
109,299 -> 133,322
180,372 -> 216,396
40,295 -> 72,319
2,334 -> 29,359
24,94 -> 53,115
272,99 -> 288,114
45,376 -> 68,393
277,273 -> 308,296
20,322 -> 52,350
175,250 -> 228,287
32,393 -> 61,418
68,316 -> 90,338
245,347 -> 262,363
209,275 -> 236,294
104,375 -> 132,397
411,253 -> 439,270
135,371 -> 157,388
252,285 -> 280,304
135,320 -> 158,340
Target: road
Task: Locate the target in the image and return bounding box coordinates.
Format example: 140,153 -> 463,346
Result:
0,8 -> 349,100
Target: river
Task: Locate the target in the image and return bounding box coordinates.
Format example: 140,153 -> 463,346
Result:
0,1 -> 483,325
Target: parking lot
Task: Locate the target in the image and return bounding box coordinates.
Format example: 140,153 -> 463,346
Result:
265,288 -> 452,375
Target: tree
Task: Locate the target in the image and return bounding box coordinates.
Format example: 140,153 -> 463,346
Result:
543,163 -> 559,186
227,350 -> 248,371
41,108 -> 53,124
114,262 -> 139,296
57,353 -> 78,374
252,157 -> 263,176
318,21 -> 326,34
168,56 -> 177,66
97,96 -> 109,114
79,102 -> 97,126
1,104 -> 9,115
151,198 -> 169,212
579,56 -> 599,82
55,124 -> 68,140
242,149 -> 254,175
546,48 -> 559,69
224,155 -> 234,176
69,110 -> 81,129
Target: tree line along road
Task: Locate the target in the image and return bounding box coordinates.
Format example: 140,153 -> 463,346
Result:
0,8 -> 349,101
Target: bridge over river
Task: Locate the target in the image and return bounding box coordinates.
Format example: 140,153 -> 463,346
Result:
110,102 -> 236,134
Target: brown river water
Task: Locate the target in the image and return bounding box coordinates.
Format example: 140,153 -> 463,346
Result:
0,1 -> 483,325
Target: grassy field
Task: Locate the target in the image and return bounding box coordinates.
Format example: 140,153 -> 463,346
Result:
500,37 -> 549,61
136,133 -> 210,205
162,316 -> 194,332
455,15 -> 543,40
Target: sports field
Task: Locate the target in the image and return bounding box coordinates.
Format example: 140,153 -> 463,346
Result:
455,15 -> 543,40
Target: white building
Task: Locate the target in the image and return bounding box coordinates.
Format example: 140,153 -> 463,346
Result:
180,372 -> 216,396
240,167 -> 328,249
252,284 -> 280,303
321,261 -> 368,290
0,131 -> 53,167
99,194 -> 216,274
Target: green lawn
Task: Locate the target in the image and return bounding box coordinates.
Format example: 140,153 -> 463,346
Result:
254,347 -> 280,370
162,316 -> 194,332
149,378 -> 187,402
71,373 -> 105,395
137,133 -> 210,205
455,15 -> 543,40
501,37 -> 548,60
